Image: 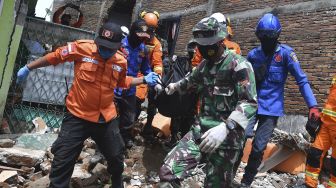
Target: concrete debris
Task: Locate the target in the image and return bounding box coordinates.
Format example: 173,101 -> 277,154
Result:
0,139 -> 15,148
40,160 -> 51,175
92,163 -> 110,183
25,175 -> 50,188
32,117 -> 48,134
0,147 -> 45,167
0,113 -> 316,187
72,164 -> 92,179
0,170 -> 18,182
29,171 -> 43,181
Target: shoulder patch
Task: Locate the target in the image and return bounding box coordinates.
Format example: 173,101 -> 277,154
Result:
112,64 -> 123,72
275,54 -> 282,63
290,52 -> 299,63
67,43 -> 77,53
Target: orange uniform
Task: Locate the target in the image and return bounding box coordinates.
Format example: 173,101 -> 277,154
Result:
45,40 -> 132,123
191,39 -> 241,67
305,76 -> 336,188
136,36 -> 163,100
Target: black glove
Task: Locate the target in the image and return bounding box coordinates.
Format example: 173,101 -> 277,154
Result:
305,113 -> 322,140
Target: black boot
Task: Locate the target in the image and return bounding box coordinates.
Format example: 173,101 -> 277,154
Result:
241,150 -> 263,186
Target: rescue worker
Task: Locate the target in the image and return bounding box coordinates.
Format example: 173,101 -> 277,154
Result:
305,76 -> 336,188
16,22 -> 159,188
240,13 -> 319,187
52,3 -> 83,28
191,13 -> 242,67
159,17 -> 257,187
115,20 -> 153,148
138,11 -> 164,140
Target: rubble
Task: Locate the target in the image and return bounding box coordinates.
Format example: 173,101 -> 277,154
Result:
0,147 -> 45,167
0,114 -> 316,187
0,139 -> 15,148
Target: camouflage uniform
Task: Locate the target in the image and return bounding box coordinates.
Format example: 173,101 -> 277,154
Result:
159,18 -> 257,188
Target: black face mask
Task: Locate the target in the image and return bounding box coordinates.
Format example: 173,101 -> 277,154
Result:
198,43 -> 220,60
259,37 -> 278,55
128,32 -> 143,48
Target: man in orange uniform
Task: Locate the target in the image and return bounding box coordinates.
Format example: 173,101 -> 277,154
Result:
16,22 -> 159,188
53,3 -> 83,28
191,13 -> 242,67
137,11 -> 164,139
305,76 -> 336,188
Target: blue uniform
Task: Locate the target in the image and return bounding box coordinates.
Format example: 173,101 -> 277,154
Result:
115,37 -> 152,96
247,44 -> 317,116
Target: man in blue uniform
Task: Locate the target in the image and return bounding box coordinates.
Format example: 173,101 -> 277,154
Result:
240,13 -> 320,187
115,20 -> 157,148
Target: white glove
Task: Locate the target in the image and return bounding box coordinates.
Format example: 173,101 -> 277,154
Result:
165,82 -> 179,95
199,122 -> 228,153
154,84 -> 163,95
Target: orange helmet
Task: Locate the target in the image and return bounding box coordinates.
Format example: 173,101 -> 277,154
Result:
141,11 -> 159,28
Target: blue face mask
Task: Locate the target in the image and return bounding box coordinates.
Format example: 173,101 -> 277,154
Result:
98,46 -> 116,60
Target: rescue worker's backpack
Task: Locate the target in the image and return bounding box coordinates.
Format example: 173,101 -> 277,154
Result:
154,56 -> 198,117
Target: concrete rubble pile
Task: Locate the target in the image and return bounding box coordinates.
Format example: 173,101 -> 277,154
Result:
0,114 -> 323,188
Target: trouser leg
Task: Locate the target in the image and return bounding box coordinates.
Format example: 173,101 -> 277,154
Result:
91,119 -> 125,188
305,125 -> 332,187
205,126 -> 245,188
242,115 -> 278,185
159,125 -> 202,182
143,87 -> 156,135
49,113 -> 90,188
115,95 -> 136,143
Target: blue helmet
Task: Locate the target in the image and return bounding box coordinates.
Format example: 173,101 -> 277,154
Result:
256,13 -> 281,39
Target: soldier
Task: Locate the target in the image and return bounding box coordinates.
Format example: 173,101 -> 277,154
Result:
159,17 -> 257,187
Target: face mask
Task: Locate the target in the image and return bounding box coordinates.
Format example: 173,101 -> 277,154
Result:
198,43 -> 220,60
259,37 -> 278,55
98,46 -> 116,60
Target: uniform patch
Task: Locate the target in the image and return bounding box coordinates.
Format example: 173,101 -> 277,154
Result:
61,48 -> 69,56
102,29 -> 114,39
82,57 -> 98,64
275,54 -> 282,63
112,64 -> 122,72
67,43 -> 76,53
139,51 -> 145,58
290,52 -> 299,63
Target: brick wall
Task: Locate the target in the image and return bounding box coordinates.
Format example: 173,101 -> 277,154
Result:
140,0 -> 336,115
214,0 -> 312,14
142,0 -> 208,13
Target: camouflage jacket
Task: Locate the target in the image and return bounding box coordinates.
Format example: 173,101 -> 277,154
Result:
179,50 -> 257,130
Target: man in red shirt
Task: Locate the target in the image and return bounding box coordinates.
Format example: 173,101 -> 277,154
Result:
16,22 -> 159,188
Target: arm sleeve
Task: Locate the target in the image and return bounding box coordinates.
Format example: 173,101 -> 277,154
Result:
287,51 -> 317,108
228,60 -> 258,129
71,10 -> 83,28
179,60 -> 205,91
191,47 -> 203,67
116,58 -> 133,88
151,43 -> 163,75
44,43 -> 77,65
52,6 -> 65,24
140,55 -> 152,76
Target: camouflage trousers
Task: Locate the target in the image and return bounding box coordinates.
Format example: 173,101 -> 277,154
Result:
159,124 -> 245,188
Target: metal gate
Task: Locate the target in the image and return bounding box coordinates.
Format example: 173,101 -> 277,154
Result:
4,17 -> 95,133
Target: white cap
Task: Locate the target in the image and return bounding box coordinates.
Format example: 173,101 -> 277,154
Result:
121,26 -> 129,37
210,12 -> 226,25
